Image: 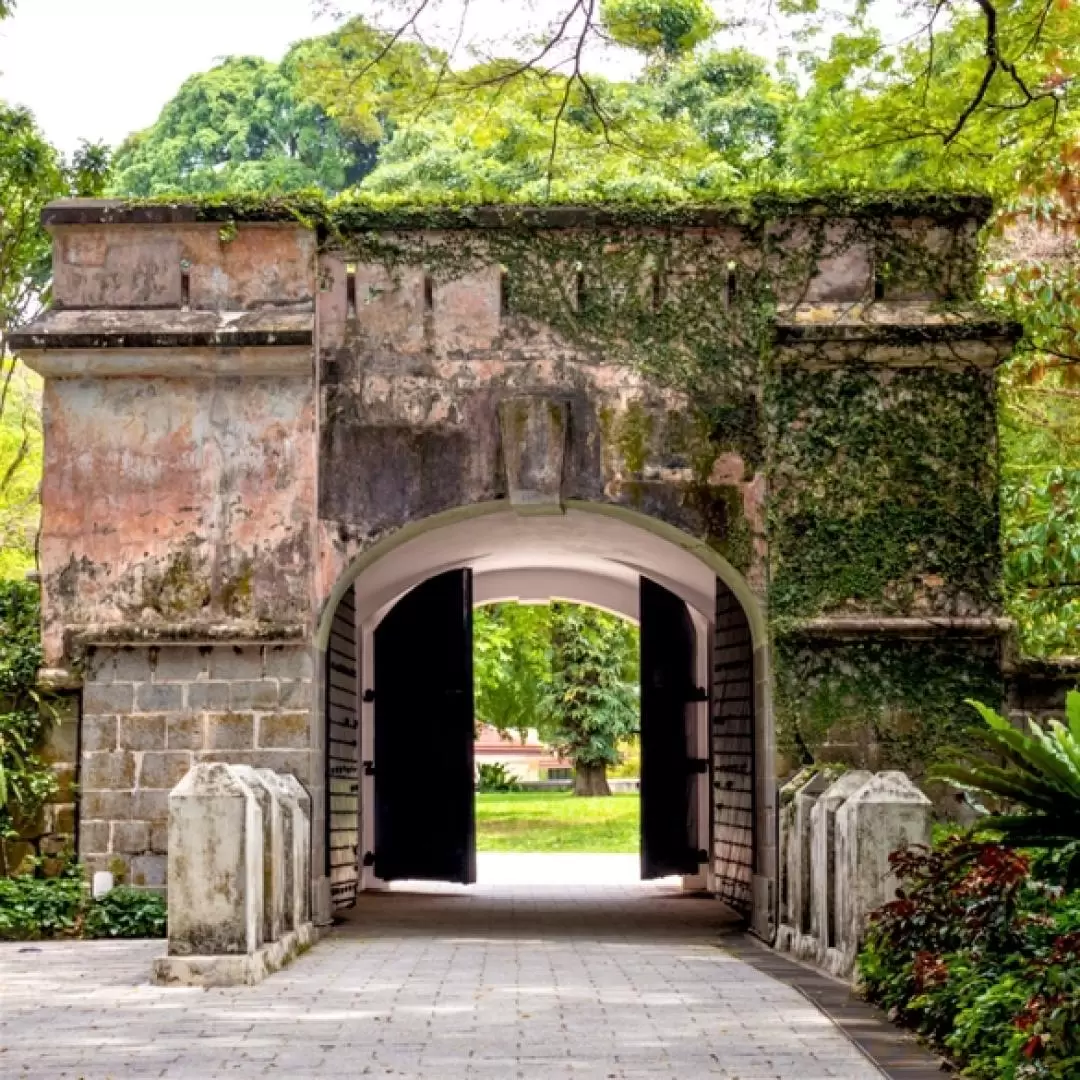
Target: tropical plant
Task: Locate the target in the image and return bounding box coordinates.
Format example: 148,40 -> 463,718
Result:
930,693 -> 1080,857
475,762 -> 520,794
859,835 -> 1080,1079
473,604 -> 551,738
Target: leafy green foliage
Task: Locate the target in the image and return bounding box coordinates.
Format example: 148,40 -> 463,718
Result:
543,603 -> 639,777
475,762 -> 520,793
930,694 -> 1080,855
474,604 -> 550,737
109,54 -> 378,196
473,602 -> 639,789
859,836 -> 1080,1079
600,0 -> 718,59
0,861 -> 167,940
0,581 -> 54,874
83,885 -> 167,939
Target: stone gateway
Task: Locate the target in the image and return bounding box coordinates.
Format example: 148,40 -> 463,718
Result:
12,196 -> 1018,938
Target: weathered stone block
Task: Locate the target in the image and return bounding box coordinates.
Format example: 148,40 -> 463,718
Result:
834,772 -> 932,975
79,820 -> 110,854
150,821 -> 168,853
262,770 -> 311,928
131,788 -> 170,822
210,647 -> 265,681
83,751 -> 136,790
186,681 -> 230,712
119,714 -> 166,751
138,751 -> 193,790
166,713 -> 204,750
81,790 -> 134,820
265,646 -> 313,680
81,715 -> 118,752
258,712 -> 309,749
152,646 -> 208,683
135,683 -> 183,714
810,770 -> 872,959
112,820 -> 150,854
130,853 -> 167,888
83,682 -> 134,716
166,763 -> 263,956
230,681 -> 278,712
197,749 -> 312,782
232,765 -> 285,944
278,679 -> 313,710
112,648 -> 154,683
205,713 -> 255,750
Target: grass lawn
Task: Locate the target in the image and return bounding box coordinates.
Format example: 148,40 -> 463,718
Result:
476,790 -> 639,853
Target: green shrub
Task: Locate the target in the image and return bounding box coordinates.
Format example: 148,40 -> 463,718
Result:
0,862 -> 167,940
476,762 -> 520,793
859,836 -> 1080,1079
930,693 -> 1080,867
0,862 -> 84,939
84,885 -> 167,938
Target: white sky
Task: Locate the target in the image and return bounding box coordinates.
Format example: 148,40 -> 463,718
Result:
0,0 -> 910,157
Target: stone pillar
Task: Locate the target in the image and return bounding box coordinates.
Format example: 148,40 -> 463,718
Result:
232,765 -> 285,944
261,770 -> 311,929
162,763 -> 263,957
790,771 -> 830,958
834,771 -> 932,976
810,770 -> 872,965
777,767 -> 815,944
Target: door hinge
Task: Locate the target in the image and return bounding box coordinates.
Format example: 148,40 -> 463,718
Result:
697,848 -> 710,863
362,688 -> 376,703
362,851 -> 375,867
689,758 -> 710,774
688,685 -> 709,702
362,760 -> 375,776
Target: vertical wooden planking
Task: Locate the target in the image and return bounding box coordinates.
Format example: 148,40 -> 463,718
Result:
327,584 -> 360,908
712,582 -> 755,914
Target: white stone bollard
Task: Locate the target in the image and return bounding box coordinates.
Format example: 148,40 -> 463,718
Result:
810,770 -> 872,967
159,763 -> 264,960
776,767 -> 817,952
791,771 -> 831,959
269,771 -> 312,927
232,765 -> 285,944
152,765 -> 318,988
833,771 -> 932,976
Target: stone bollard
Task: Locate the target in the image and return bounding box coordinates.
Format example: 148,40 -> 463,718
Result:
810,770 -> 872,967
833,771 -> 932,977
152,765 -> 318,988
776,767 -> 818,953
232,765 -> 285,944
154,763 -> 264,983
791,771 -> 831,960
274,771 -> 312,927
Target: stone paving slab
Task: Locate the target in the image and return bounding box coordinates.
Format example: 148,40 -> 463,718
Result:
0,878 -> 884,1080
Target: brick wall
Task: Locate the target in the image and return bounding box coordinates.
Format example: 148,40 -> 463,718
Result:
712,582 -> 755,914
79,643 -> 314,890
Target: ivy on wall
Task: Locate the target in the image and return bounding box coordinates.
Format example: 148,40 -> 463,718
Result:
767,364 -> 1001,623
773,636 -> 1004,774
119,191 -> 1011,771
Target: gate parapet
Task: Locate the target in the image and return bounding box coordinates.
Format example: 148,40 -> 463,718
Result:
152,762 -> 315,988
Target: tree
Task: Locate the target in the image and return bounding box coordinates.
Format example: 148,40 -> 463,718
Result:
541,604 -> 639,796
0,107 -> 108,576
473,603 -> 551,737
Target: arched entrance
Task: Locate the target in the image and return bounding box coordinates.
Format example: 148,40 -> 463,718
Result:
312,502 -> 776,937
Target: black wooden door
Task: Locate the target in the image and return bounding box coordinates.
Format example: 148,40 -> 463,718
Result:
373,569 -> 476,883
640,576 -> 703,879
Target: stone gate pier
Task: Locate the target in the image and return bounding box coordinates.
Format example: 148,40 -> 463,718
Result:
12,195 -> 1019,938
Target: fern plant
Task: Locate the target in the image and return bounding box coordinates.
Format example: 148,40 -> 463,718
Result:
931,691 -> 1080,850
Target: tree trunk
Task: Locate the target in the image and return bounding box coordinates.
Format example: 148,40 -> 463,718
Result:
573,762 -> 611,797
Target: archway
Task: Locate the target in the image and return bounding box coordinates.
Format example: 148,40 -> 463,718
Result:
312,502 -> 775,938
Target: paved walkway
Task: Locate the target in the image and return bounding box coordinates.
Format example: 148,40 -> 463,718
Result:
0,863 -> 883,1079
